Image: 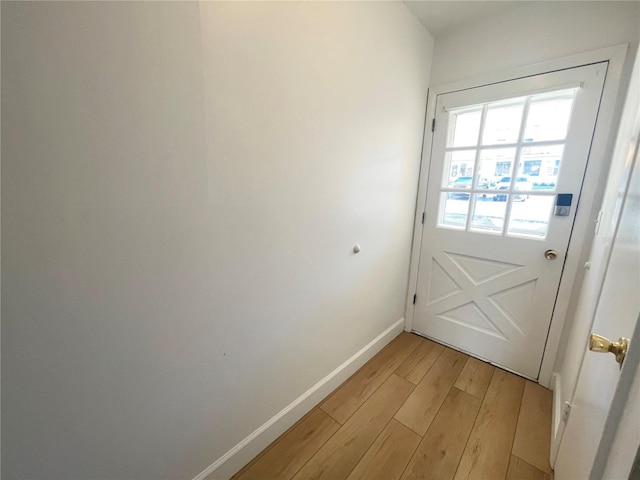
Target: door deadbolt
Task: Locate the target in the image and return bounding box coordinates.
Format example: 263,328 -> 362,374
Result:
588,333 -> 629,367
544,249 -> 558,260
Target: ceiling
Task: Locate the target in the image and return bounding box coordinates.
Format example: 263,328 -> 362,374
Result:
404,1 -> 532,37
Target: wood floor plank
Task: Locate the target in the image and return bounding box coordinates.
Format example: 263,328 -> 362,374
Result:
232,409 -> 340,480
406,342 -> 445,384
396,339 -> 445,385
346,419 -> 421,480
453,357 -> 494,399
401,387 -> 481,480
453,369 -> 525,480
393,338 -> 430,378
293,374 -> 415,480
321,332 -> 421,424
406,346 -> 446,384
512,381 -> 553,473
506,455 -> 551,480
394,348 -> 468,435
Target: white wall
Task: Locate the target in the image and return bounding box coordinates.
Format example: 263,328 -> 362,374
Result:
1,2 -> 432,478
430,1 -> 640,87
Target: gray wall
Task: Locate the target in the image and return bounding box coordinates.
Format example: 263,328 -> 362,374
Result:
1,2 -> 433,478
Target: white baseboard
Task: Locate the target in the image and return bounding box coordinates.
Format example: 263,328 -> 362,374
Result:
550,372 -> 563,468
193,318 -> 406,480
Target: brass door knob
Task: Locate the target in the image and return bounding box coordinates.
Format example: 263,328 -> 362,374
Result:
545,249 -> 558,260
588,333 -> 629,367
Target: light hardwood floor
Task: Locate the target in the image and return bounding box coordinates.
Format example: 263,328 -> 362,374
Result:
232,332 -> 553,480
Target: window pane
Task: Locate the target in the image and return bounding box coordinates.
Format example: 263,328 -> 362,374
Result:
439,193 -> 469,230
482,99 -> 525,145
507,195 -> 555,238
443,150 -> 476,188
519,144 -> 564,191
477,148 -> 516,190
450,109 -> 482,147
470,194 -> 505,233
523,90 -> 576,142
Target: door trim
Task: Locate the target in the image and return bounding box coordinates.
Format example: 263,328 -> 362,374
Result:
406,44 -> 629,387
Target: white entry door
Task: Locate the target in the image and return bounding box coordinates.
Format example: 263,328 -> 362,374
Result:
413,63 -> 607,379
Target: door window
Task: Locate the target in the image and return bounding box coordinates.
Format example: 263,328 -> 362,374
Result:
439,88 -> 578,239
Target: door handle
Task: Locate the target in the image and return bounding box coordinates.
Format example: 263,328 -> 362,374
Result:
545,249 -> 558,260
588,333 -> 629,367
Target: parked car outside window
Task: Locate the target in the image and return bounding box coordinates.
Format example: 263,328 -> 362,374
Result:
447,176 -> 494,199
492,176 -> 532,201
447,176 -> 473,199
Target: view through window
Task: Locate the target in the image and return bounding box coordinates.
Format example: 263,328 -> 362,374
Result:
438,88 -> 577,239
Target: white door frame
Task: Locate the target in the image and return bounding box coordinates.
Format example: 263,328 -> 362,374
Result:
405,44 -> 629,388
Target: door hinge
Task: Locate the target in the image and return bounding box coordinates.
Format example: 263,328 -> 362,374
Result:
413,294 -> 417,305
421,212 -> 425,224
594,209 -> 603,235
431,118 -> 436,132
562,401 -> 571,423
